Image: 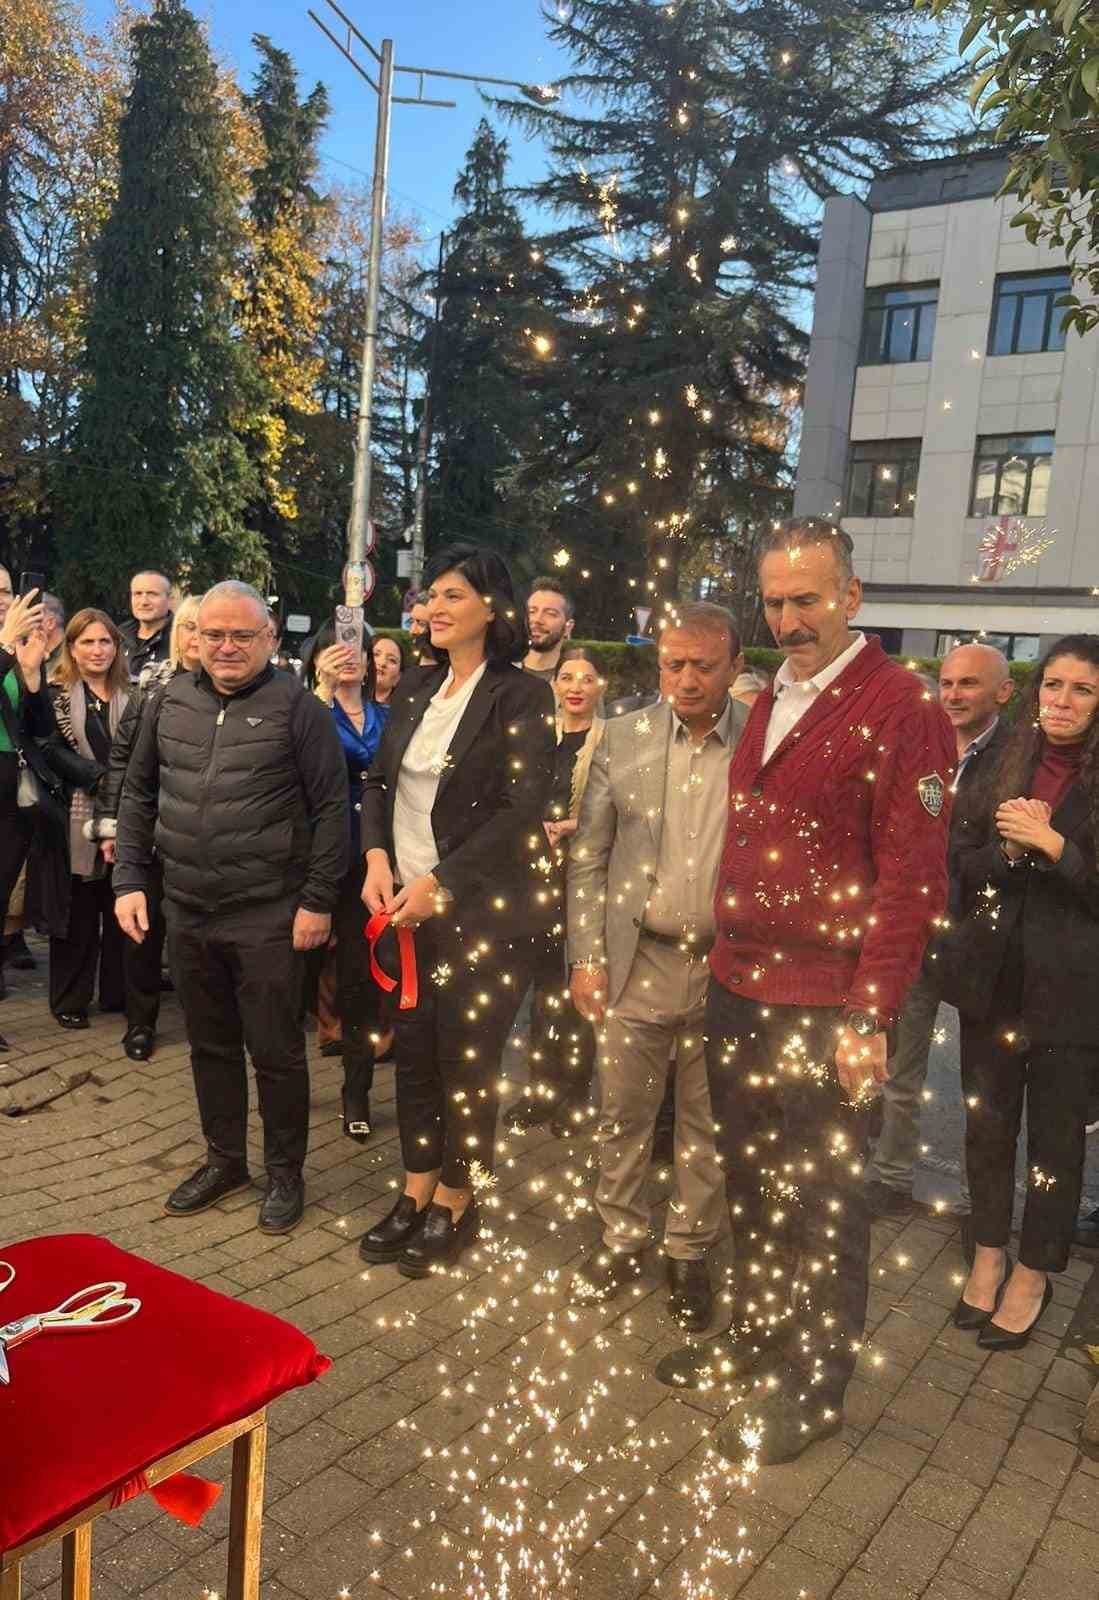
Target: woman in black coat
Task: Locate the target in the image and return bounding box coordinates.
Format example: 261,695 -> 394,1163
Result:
941,633 -> 1099,1349
358,544 -> 555,1277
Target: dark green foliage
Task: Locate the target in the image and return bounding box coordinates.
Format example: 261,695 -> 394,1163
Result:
495,0 -> 973,628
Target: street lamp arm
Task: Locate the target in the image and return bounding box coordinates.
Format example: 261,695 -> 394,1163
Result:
306,11 -> 378,92
323,0 -> 382,63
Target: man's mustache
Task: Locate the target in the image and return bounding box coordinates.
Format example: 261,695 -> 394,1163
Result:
779,630 -> 817,647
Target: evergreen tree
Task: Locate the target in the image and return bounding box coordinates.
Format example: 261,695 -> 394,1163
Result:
57,0 -> 267,604
500,0 -> 973,619
428,120 -> 565,569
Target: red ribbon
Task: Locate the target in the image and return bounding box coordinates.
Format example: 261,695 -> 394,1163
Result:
364,910 -> 419,1011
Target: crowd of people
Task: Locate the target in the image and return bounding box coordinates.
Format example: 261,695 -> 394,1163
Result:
1,522 -> 1098,1468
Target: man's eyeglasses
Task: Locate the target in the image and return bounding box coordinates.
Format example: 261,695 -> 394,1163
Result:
198,628 -> 267,647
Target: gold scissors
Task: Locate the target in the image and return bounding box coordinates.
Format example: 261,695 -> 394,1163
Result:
0,1262 -> 141,1385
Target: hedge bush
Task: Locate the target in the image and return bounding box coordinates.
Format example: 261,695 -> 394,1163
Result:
374,630 -> 1039,705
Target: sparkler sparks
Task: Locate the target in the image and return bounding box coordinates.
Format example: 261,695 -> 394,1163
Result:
976,516 -> 1056,582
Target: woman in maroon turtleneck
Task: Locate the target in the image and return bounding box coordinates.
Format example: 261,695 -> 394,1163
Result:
943,634 -> 1099,1353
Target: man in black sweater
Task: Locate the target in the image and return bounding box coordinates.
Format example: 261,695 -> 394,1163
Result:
115,581 -> 348,1234
863,643 -> 1012,1223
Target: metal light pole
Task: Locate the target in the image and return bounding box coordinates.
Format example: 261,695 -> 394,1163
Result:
308,0 -> 557,611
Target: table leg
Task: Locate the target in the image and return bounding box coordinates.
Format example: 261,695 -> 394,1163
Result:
0,1564 -> 20,1600
60,1525 -> 91,1600
227,1414 -> 267,1600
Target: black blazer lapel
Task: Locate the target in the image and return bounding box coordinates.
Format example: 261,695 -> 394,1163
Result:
433,669 -> 500,805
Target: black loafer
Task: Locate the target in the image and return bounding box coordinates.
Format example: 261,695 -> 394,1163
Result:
550,1099 -> 589,1140
56,1011 -> 89,1030
359,1193 -> 430,1263
505,1096 -> 555,1131
258,1174 -> 305,1234
165,1162 -> 251,1215
714,1380 -> 844,1468
569,1248 -> 643,1306
1074,1206 -> 1099,1249
122,1026 -> 156,1062
863,1178 -> 913,1219
667,1257 -> 713,1332
654,1324 -> 785,1391
398,1201 -> 480,1278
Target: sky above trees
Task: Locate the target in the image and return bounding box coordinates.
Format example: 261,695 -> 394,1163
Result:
82,0 -> 574,236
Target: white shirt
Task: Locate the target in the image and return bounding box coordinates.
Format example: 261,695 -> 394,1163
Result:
393,662 -> 487,884
762,632 -> 867,764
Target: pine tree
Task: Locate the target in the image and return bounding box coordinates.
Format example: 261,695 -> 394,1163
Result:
428,119 -> 565,569
57,0 -> 267,604
499,0 -> 972,621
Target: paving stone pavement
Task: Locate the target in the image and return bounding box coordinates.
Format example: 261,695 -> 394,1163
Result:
3,952 -> 1099,1600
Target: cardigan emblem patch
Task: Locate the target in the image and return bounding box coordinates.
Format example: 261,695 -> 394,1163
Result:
917,773 -> 945,817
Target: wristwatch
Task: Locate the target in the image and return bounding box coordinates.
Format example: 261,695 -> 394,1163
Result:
844,1010 -> 881,1038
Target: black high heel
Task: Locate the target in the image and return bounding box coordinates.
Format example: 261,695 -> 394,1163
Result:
978,1277 -> 1053,1351
953,1252 -> 1012,1330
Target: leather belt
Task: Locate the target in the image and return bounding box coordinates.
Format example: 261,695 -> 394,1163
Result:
640,927 -> 714,959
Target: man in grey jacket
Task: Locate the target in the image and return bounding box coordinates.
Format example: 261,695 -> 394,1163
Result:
115,581 -> 348,1234
567,603 -> 748,1330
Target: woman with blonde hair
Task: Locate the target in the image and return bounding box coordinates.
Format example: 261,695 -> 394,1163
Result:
87,594 -> 201,1058
48,608 -> 130,1027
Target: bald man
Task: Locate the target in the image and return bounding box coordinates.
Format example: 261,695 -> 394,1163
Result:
864,642 -> 1013,1223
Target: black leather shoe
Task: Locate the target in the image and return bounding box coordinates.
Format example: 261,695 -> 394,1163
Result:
550,1099 -> 589,1140
714,1380 -> 843,1467
165,1162 -> 251,1215
258,1174 -> 305,1234
863,1178 -> 913,1219
953,1253 -> 1011,1331
505,1096 -> 555,1131
667,1258 -> 713,1332
398,1201 -> 480,1278
56,1011 -> 89,1030
569,1248 -> 643,1306
1074,1206 -> 1099,1249
122,1026 -> 156,1062
5,934 -> 35,971
359,1194 -> 430,1263
978,1278 -> 1053,1351
654,1323 -> 786,1391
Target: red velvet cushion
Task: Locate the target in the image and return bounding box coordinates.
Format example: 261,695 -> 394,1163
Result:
0,1233 -> 330,1553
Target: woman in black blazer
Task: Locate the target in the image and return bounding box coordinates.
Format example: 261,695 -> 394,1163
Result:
940,634 -> 1099,1350
358,544 -> 555,1276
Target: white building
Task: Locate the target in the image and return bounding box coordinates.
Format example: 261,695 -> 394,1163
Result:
794,150 -> 1099,660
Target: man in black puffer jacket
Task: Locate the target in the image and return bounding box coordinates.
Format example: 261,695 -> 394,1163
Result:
115,581 -> 348,1234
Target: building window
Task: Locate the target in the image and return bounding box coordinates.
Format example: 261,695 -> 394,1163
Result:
970,433 -> 1053,517
935,630 -> 1041,664
860,284 -> 938,365
846,439 -> 921,517
988,270 -> 1071,355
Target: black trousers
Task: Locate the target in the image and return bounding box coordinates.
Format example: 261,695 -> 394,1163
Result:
0,753 -> 34,935
167,898 -> 309,1177
960,1017 -> 1095,1273
50,873 -> 125,1017
333,863 -> 381,1080
527,931 -> 595,1106
703,981 -> 871,1400
387,918 -> 537,1187
124,859 -> 165,1032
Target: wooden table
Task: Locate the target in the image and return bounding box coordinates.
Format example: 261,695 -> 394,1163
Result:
0,1407 -> 267,1600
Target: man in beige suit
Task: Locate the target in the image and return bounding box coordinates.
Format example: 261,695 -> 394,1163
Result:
567,602 -> 748,1330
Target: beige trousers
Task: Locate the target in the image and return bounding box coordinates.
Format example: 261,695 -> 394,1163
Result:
595,936 -> 726,1260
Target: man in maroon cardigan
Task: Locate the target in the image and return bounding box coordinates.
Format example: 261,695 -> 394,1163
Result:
656,518 -> 955,1467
